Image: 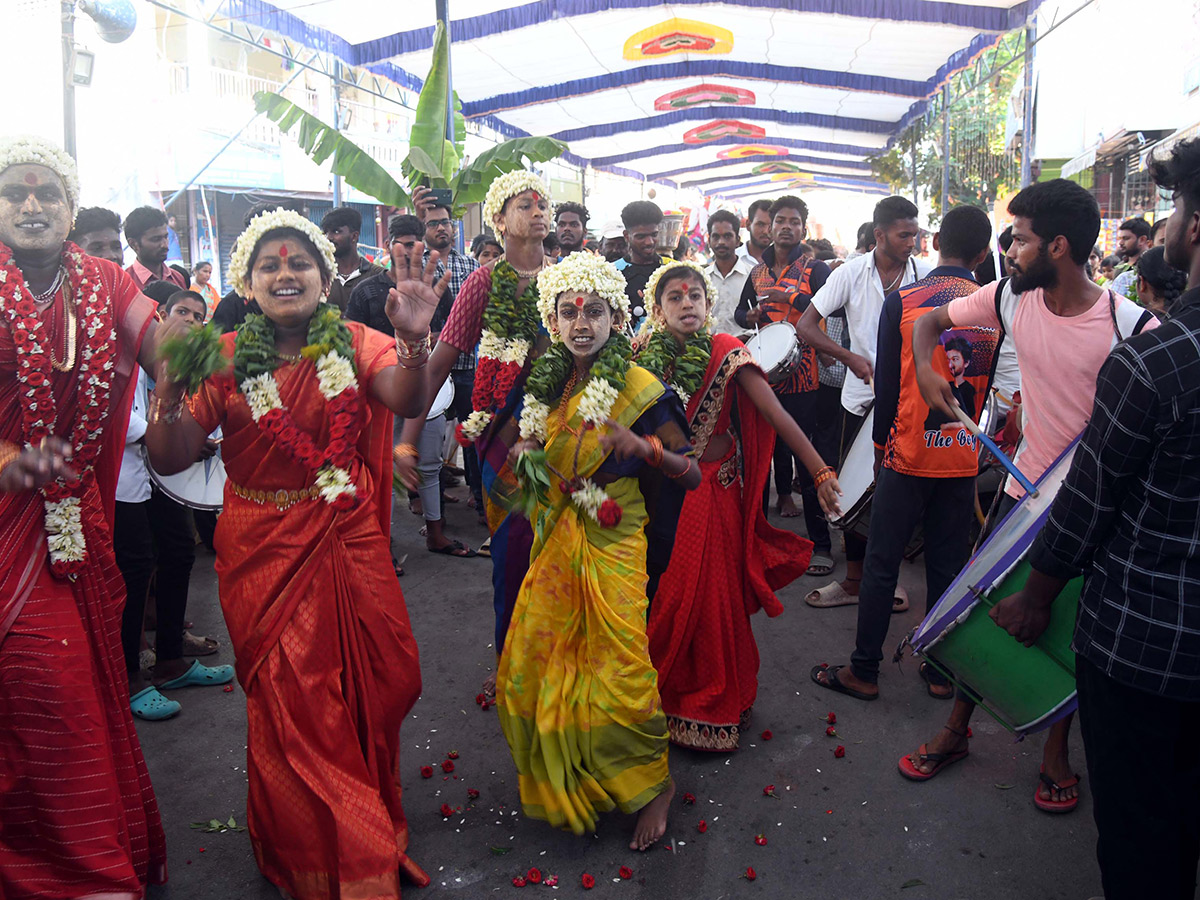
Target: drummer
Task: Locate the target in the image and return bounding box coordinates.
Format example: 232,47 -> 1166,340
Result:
797,196 -> 930,608
900,179 -> 1157,813
346,214 -> 474,563
809,205 -> 997,703
733,195 -> 834,573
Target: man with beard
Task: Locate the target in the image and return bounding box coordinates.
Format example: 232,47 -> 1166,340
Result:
554,201 -> 588,257
124,205 -> 185,290
0,135 -> 167,897
1109,216 -> 1152,300
616,200 -> 673,329
990,137 -> 1200,900
898,179 -> 1156,818
738,199 -> 772,265
68,206 -> 124,265
796,196 -> 929,601
321,206 -> 384,313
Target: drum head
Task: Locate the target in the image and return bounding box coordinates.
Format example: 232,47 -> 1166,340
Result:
830,408 -> 875,526
149,453 -> 228,511
744,322 -> 795,371
428,376 -> 454,419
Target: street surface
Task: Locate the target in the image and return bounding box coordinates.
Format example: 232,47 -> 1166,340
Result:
140,478 -> 1100,900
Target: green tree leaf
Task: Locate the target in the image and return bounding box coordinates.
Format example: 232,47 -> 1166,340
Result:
453,136 -> 569,207
254,92 -> 412,209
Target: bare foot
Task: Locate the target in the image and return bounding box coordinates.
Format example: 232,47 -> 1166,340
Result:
777,494 -> 801,518
813,664 -> 878,699
906,725 -> 969,776
481,671 -> 496,701
630,778 -> 675,851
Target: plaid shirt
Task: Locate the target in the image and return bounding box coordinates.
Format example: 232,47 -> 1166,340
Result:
1029,287 -> 1200,700
426,247 -> 480,372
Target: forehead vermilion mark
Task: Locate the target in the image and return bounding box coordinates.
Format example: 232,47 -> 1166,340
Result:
23,173 -> 38,185
530,191 -> 541,204
278,244 -> 289,258
574,295 -> 586,307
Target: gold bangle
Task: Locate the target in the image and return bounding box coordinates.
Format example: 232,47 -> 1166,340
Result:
395,332 -> 431,360
0,441 -> 20,478
148,393 -> 184,425
392,442 -> 419,463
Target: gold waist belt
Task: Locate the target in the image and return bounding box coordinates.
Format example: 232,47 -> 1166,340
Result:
228,479 -> 321,510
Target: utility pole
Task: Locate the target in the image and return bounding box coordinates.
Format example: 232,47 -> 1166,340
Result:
1019,20 -> 1037,187
62,0 -> 78,158
332,56 -> 343,205
940,83 -> 950,216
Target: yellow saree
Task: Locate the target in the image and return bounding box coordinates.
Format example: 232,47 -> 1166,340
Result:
496,366 -> 672,834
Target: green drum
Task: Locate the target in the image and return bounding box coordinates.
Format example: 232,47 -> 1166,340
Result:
911,440 -> 1081,736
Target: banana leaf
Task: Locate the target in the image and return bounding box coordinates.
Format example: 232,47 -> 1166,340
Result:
254,92 -> 411,209
405,20 -> 457,187
452,136 -> 569,206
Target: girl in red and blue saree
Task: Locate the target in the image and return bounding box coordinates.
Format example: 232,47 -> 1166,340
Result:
497,253 -> 700,851
639,262 -> 842,751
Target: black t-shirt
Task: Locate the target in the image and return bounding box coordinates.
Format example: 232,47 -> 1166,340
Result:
620,260 -> 662,318
210,290 -> 261,334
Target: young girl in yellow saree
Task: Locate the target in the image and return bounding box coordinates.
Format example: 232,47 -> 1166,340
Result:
497,252 -> 700,851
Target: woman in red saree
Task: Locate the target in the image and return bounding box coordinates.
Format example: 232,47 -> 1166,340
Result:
641,263 -> 842,751
0,141 -> 166,899
147,210 -> 448,899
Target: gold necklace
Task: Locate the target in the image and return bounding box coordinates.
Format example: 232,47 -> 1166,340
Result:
49,277 -> 77,372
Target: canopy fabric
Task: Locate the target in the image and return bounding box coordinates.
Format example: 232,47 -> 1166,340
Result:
223,0 -> 1039,197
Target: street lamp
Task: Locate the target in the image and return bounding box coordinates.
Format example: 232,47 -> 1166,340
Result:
62,0 -> 137,159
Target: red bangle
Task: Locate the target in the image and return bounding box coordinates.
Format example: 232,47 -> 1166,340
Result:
667,456 -> 695,481
645,435 -> 664,469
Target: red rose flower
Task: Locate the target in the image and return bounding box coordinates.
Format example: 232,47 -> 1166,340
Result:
743,867 -> 757,882
420,766 -> 433,778
581,874 -> 595,890
825,725 -> 838,737
763,785 -> 778,798
597,499 -> 622,528
761,729 -> 773,740
826,712 -> 836,724
440,803 -> 454,817
15,299 -> 36,317
467,788 -> 480,800
480,699 -> 491,711
696,820 -> 707,833
455,423 -> 472,447
441,760 -> 455,773
475,693 -> 487,706
681,792 -> 696,805
447,750 -> 459,760
834,745 -> 846,758
24,371 -> 45,388
526,868 -> 541,884
754,834 -> 768,846
222,684 -> 234,693
618,866 -> 633,880
512,876 -> 526,887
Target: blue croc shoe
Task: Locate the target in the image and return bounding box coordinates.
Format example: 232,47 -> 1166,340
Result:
157,659 -> 235,690
130,686 -> 182,721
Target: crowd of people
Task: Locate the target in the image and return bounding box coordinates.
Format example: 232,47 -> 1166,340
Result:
0,127 -> 1198,900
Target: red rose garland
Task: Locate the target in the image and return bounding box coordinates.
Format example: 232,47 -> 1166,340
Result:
0,241 -> 115,578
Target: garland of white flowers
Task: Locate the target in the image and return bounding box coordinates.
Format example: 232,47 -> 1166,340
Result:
0,134 -> 80,210
482,169 -> 554,243
228,208 -> 336,297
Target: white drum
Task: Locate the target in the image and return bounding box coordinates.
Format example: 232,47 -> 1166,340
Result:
743,322 -> 802,385
150,452 -> 227,510
829,408 -> 876,538
428,376 -> 454,419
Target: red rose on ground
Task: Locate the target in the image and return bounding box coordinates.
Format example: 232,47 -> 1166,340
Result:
825,725 -> 837,737
826,712 -> 836,724
222,685 -> 234,693
581,874 -> 595,889
754,834 -> 768,846
697,820 -> 707,833
480,699 -> 491,711
544,875 -> 559,887
440,803 -> 454,817
834,745 -> 846,758
526,868 -> 542,884
467,788 -> 480,800
760,730 -> 772,740
512,876 -> 526,887
597,499 -> 622,528
420,766 -> 433,778
763,785 -> 778,798
619,866 -> 633,879
682,792 -> 696,805
441,760 -> 455,773
743,867 -> 757,881
475,693 -> 486,705
448,750 -> 459,760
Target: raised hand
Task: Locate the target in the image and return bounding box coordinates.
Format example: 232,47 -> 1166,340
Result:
387,241 -> 452,342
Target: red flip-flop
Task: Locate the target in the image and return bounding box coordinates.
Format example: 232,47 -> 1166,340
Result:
1034,765 -> 1080,813
897,744 -> 969,782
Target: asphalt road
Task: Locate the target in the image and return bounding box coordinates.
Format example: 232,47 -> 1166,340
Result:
139,478 -> 1102,900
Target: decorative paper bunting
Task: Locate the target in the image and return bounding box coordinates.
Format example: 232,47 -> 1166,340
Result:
623,18 -> 735,60
683,120 -> 766,144
654,83 -> 756,111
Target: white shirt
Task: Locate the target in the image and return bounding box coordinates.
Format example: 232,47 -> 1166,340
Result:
116,369 -> 151,504
705,256 -> 755,335
811,251 -> 931,415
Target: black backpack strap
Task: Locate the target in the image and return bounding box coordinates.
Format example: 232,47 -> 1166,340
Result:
1133,309 -> 1154,336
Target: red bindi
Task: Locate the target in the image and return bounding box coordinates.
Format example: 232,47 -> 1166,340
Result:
278,244 -> 288,258
574,295 -> 585,307
23,173 -> 38,185
530,191 -> 541,204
